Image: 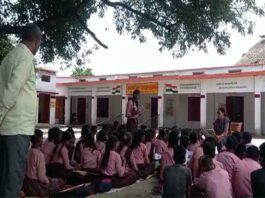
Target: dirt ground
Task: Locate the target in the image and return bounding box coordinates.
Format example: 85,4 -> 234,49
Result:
90,177 -> 160,198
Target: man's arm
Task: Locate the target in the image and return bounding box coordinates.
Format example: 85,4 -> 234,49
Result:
0,57 -> 32,124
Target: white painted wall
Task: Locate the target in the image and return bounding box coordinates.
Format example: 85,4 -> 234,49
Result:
138,94 -> 157,127
261,92 -> 265,135
36,72 -> 57,93
49,98 -> 56,125
206,93 -> 255,133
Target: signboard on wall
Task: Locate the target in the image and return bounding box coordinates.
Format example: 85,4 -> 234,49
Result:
96,85 -> 122,95
206,77 -> 254,93
179,81 -> 201,94
126,82 -> 158,95
164,83 -> 178,94
68,87 -> 92,96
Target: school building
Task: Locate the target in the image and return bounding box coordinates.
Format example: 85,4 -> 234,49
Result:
35,63 -> 265,136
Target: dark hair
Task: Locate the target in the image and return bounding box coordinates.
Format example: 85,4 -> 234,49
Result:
113,121 -> 119,127
101,135 -> 118,169
120,132 -> 133,147
204,137 -> 216,145
133,89 -> 140,96
181,129 -> 189,137
22,23 -> 42,42
235,143 -> 247,159
203,141 -> 216,158
158,129 -> 167,141
259,143 -> 265,167
97,130 -> 108,142
54,131 -> 73,158
131,130 -> 145,149
180,135 -> 189,149
48,127 -> 61,144
81,125 -> 90,138
173,145 -> 186,164
232,132 -> 243,143
66,127 -> 75,139
102,124 -> 110,132
83,133 -> 96,150
145,129 -> 156,142
242,132 -> 252,144
91,125 -> 97,132
189,132 -> 198,144
31,129 -> 43,145
118,130 -> 126,142
218,107 -> 227,116
246,145 -> 260,161
168,130 -> 179,148
200,155 -> 215,172
225,136 -> 239,151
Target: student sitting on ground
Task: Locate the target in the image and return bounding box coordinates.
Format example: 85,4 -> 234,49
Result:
100,135 -> 138,188
251,143 -> 265,198
194,155 -> 232,198
216,136 -> 240,180
188,132 -> 201,153
232,146 -> 261,198
145,129 -> 156,160
162,145 -> 192,198
96,130 -> 108,155
91,125 -> 98,138
189,137 -> 216,180
154,129 -> 168,155
131,131 -> 154,178
41,127 -> 61,163
23,129 -> 62,197
242,132 -> 253,149
65,127 -> 76,161
202,141 -> 224,175
180,135 -> 193,165
232,131 -> 243,144
160,130 -> 179,181
47,132 -> 77,179
81,132 -> 101,172
235,143 -> 247,159
74,124 -> 90,164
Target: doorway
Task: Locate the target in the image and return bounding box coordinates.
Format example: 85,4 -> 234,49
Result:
226,96 -> 244,130
77,98 -> 86,124
38,94 -> 50,123
151,97 -> 158,129
55,97 -> 65,124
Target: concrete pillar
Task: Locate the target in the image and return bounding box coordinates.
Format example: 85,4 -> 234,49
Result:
158,82 -> 164,128
91,88 -> 97,125
254,93 -> 261,135
49,97 -> 56,125
200,81 -> 207,129
121,85 -> 128,125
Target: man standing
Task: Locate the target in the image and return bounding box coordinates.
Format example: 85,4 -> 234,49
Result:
0,23 -> 42,197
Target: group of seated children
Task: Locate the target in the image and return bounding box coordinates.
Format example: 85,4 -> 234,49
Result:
22,124 -> 265,198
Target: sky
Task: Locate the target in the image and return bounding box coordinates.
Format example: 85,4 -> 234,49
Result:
46,2 -> 265,76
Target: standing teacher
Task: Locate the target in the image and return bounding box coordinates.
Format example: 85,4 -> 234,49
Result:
213,107 -> 230,153
0,24 -> 42,197
126,89 -> 141,133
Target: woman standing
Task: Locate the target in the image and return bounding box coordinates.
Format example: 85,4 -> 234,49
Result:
214,107 -> 230,153
126,89 -> 141,133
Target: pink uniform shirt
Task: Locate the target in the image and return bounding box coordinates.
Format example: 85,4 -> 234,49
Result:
195,168 -> 233,198
96,141 -> 106,155
81,147 -> 101,169
101,151 -> 125,177
119,146 -> 138,171
41,140 -> 56,163
154,139 -> 168,155
145,141 -> 152,157
188,142 -> 201,153
26,148 -> 49,184
189,146 -> 204,178
216,151 -> 240,179
232,158 -> 261,198
160,149 -> 175,180
132,143 -> 150,165
51,143 -> 74,170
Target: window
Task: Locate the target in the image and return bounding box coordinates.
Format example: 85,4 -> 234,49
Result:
97,98 -> 109,118
228,69 -> 242,73
188,97 -> 200,121
41,75 -> 51,82
79,79 -> 86,82
99,78 -> 106,81
193,71 -> 205,75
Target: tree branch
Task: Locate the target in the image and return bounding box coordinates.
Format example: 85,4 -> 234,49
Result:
75,14 -> 108,49
0,24 -> 25,34
102,0 -> 171,30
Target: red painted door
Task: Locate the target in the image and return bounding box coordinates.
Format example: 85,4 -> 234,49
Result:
77,98 -> 86,124
55,97 -> 65,124
226,96 -> 244,130
38,94 -> 50,123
